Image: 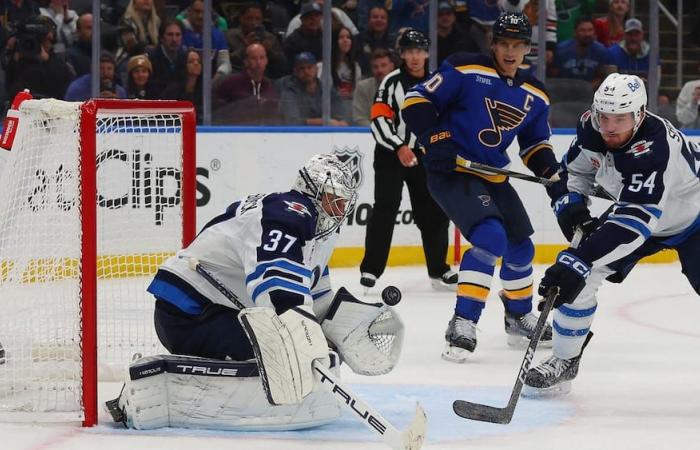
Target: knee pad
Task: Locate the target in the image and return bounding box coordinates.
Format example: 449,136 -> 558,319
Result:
467,218 -> 507,259
503,238 -> 535,271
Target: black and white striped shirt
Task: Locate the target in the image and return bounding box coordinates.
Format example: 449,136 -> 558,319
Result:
370,67 -> 426,151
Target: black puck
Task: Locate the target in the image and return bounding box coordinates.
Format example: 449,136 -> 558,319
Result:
381,285 -> 402,306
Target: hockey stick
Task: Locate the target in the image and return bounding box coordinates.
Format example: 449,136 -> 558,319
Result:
452,287 -> 560,424
189,257 -> 427,449
455,157 -> 615,201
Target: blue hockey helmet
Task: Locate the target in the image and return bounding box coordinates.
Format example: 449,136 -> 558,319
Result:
493,12 -> 532,44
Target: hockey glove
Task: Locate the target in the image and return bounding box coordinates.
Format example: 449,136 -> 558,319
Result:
538,250 -> 591,310
553,193 -> 599,242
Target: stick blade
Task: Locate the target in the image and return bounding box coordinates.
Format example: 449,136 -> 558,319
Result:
452,400 -> 513,424
400,402 -> 427,450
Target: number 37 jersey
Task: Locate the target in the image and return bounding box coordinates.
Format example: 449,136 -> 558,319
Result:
147,191 -> 336,313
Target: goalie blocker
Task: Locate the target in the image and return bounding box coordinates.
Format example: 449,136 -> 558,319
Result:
109,287 -> 405,430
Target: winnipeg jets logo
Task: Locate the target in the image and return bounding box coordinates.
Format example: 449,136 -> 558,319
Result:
478,98 -> 527,147
284,201 -> 311,217
332,145 -> 363,188
590,158 -> 600,169
627,140 -> 653,158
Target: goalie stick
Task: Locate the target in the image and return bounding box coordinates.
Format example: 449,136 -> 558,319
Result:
188,257 -> 427,449
456,157 -> 615,201
452,287 -> 560,424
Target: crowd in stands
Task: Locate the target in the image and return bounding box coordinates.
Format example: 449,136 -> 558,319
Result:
0,0 -> 697,127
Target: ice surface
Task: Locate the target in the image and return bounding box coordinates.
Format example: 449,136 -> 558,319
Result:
2,264 -> 699,450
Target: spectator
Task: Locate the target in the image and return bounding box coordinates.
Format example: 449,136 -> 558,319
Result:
357,6 -> 392,75
286,0 -> 359,38
148,19 -> 187,97
551,16 -> 611,87
161,48 -> 203,123
356,0 -> 386,35
465,0 -> 501,26
213,43 -> 280,125
39,0 -> 79,54
5,16 -> 75,100
278,51 -> 349,126
66,13 -> 92,76
175,1 -> 227,32
114,22 -> 147,86
317,26 -> 361,102
120,0 -> 161,50
593,0 -> 629,48
389,0 -> 430,35
181,0 -> 232,82
227,3 -> 288,79
436,2 -> 481,64
607,18 -> 658,82
522,0 -> 557,70
0,0 -> 40,29
676,62 -> 700,129
555,0 -> 595,42
352,47 -> 395,125
283,2 -> 323,67
126,54 -> 157,99
65,51 -> 126,101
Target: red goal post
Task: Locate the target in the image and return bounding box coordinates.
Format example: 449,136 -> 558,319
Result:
0,99 -> 196,426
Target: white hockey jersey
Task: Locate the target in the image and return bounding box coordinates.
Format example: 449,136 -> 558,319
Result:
562,111 -> 700,267
147,191 -> 336,314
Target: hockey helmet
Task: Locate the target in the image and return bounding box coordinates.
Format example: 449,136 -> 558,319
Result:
398,29 -> 430,52
293,154 -> 358,239
591,73 -> 647,134
493,12 -> 532,44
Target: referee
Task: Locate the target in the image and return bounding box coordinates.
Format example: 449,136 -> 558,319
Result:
360,29 -> 456,291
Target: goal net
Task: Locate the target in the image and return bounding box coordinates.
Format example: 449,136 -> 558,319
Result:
0,99 -> 196,425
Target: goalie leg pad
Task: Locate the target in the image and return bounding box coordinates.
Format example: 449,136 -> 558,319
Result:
321,287 -> 405,376
111,354 -> 341,431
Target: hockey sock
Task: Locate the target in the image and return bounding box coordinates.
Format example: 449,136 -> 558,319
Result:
500,238 -> 534,317
456,218 -> 506,322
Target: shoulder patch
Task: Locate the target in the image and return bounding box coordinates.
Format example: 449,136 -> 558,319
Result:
627,140 -> 653,158
283,200 -> 312,217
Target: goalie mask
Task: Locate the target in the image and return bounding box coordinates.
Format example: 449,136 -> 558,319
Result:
293,154 -> 358,239
591,73 -> 647,139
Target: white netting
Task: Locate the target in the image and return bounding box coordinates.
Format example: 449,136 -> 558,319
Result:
0,99 -> 190,422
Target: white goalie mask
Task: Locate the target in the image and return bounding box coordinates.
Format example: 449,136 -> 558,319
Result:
591,73 -> 647,136
293,154 -> 358,239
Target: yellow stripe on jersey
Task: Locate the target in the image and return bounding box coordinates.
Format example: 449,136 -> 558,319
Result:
455,64 -> 499,77
455,166 -> 508,183
402,96 -> 432,109
502,285 -> 533,300
521,143 -> 553,166
521,83 -> 550,105
458,283 -> 490,301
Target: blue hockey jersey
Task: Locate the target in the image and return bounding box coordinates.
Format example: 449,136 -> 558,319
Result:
402,52 -> 557,181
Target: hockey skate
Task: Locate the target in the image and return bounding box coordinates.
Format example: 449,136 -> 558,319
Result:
360,272 -> 377,294
522,354 -> 581,397
500,291 -> 553,349
441,314 -> 477,363
431,269 -> 458,291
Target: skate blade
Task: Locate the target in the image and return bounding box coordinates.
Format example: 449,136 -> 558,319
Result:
506,334 -> 553,349
521,380 -> 572,398
441,343 -> 474,363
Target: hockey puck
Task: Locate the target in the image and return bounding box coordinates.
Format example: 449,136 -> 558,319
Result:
381,286 -> 402,306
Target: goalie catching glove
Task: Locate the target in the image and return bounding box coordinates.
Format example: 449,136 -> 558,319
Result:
238,304 -> 329,406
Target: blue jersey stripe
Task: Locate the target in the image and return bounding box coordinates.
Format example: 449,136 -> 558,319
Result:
608,217 -> 652,239
252,277 -> 310,302
147,278 -> 204,314
246,259 -> 312,285
312,289 -> 332,300
553,320 -> 590,337
558,304 -> 597,318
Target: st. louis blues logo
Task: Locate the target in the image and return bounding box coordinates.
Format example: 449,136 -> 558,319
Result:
478,98 -> 527,147
332,145 -> 363,188
627,140 -> 653,158
284,201 -> 311,217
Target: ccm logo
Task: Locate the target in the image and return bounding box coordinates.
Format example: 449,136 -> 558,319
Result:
559,254 -> 591,278
175,365 -> 240,376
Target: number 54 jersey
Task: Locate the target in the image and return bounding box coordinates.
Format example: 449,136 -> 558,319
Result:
564,111 -> 700,266
147,191 -> 336,314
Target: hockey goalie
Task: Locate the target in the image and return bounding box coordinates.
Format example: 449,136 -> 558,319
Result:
106,153 -> 406,431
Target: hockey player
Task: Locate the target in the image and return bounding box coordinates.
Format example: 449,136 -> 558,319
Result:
525,73 -> 700,396
107,154 -> 406,430
401,12 -> 559,362
360,29 -> 457,292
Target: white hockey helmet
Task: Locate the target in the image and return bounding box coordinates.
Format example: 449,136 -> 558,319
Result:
591,73 -> 647,134
293,154 -> 358,238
